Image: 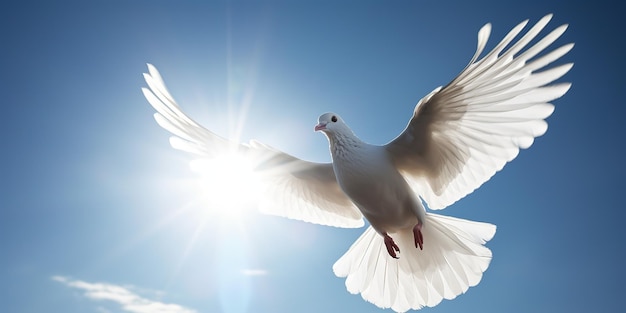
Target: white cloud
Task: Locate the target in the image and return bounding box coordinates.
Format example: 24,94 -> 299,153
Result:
52,276 -> 197,313
96,307 -> 112,313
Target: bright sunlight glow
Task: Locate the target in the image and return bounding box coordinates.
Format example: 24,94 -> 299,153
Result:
189,153 -> 261,218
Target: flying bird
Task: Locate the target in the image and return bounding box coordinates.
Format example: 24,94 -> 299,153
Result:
142,14 -> 572,312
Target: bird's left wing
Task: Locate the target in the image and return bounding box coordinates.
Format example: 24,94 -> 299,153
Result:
385,14 -> 573,210
142,64 -> 363,228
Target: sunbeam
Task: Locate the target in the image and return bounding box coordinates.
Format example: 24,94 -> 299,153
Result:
189,153 -> 261,218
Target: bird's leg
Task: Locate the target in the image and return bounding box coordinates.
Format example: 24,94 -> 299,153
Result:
413,222 -> 424,250
383,233 -> 400,259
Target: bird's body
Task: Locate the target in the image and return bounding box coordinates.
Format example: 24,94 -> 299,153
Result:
142,14 -> 573,312
337,144 -> 423,233
322,114 -> 425,238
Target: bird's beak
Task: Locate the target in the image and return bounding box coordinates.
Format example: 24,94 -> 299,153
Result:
314,122 -> 327,132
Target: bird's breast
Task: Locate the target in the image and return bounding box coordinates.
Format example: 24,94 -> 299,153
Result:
332,148 -> 417,229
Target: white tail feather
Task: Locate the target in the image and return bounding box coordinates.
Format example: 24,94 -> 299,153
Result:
333,213 -> 496,312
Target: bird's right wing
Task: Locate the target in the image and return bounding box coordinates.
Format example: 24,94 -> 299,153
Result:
142,64 -> 364,228
385,15 -> 572,210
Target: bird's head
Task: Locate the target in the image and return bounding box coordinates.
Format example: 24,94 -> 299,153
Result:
314,112 -> 350,136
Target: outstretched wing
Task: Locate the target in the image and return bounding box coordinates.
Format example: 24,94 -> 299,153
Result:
142,64 -> 363,228
385,14 -> 573,210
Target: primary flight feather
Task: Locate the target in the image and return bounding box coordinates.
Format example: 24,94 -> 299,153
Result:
142,14 -> 572,312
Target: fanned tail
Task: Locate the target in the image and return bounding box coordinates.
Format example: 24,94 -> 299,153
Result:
333,213 -> 496,312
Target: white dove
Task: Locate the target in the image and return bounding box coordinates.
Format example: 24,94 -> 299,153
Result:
142,14 -> 572,312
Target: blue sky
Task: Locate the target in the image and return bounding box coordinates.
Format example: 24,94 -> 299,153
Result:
1,1 -> 624,312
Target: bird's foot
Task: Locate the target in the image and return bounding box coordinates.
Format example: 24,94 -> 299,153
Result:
383,233 -> 400,259
413,223 -> 424,250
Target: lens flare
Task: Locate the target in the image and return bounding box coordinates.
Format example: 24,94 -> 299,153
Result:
189,153 -> 261,218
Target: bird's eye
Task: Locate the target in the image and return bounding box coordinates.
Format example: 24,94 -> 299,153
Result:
331,115 -> 337,123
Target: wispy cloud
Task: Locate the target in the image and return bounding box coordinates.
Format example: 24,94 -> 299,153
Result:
96,307 -> 112,313
52,276 -> 197,313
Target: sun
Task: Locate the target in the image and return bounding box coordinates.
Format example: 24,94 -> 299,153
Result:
189,152 -> 262,218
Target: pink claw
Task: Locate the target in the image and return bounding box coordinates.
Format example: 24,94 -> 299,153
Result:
384,233 -> 400,259
413,223 -> 424,250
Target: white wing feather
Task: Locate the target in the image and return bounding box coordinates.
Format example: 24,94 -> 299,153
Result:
142,64 -> 363,228
386,14 -> 573,209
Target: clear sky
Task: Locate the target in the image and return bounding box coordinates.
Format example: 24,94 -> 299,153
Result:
1,1 -> 624,312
